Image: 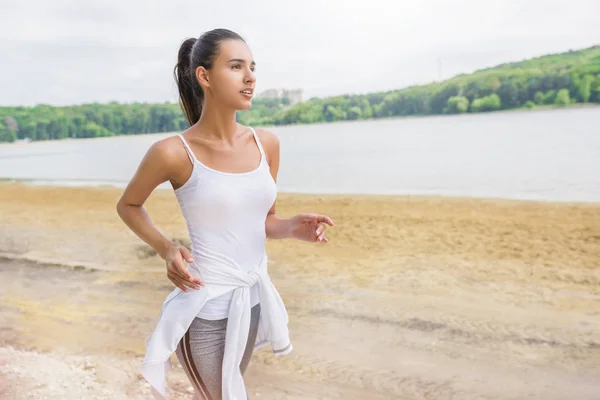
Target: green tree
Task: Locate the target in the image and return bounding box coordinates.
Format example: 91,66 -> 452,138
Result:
542,90 -> 556,105
591,76 -> 600,102
430,84 -> 460,114
534,91 -> 545,105
554,89 -> 571,106
3,116 -> 19,133
444,96 -> 469,113
0,122 -> 17,142
36,121 -> 49,141
576,74 -> 593,102
347,106 -> 362,120
359,98 -> 373,118
324,105 -> 346,121
20,121 -> 37,140
471,94 -> 502,112
496,80 -> 520,108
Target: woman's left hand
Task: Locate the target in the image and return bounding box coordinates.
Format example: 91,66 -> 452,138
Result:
289,213 -> 334,243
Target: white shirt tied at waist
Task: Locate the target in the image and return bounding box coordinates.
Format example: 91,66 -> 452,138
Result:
141,256 -> 293,400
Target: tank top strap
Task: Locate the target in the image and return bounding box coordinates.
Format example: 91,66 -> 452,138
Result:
249,127 -> 266,163
176,134 -> 197,165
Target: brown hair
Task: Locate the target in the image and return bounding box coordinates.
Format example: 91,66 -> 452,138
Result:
173,29 -> 245,125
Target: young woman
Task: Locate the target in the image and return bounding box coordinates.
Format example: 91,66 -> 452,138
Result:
116,28 -> 334,400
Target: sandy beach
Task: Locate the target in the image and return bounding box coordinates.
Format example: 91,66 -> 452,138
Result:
1,182 -> 599,399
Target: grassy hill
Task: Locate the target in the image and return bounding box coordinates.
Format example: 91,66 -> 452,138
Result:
237,45 -> 600,126
2,45 -> 599,142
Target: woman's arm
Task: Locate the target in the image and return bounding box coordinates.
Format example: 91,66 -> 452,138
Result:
259,129 -> 333,242
260,129 -> 292,239
116,137 -> 203,292
117,140 -> 178,257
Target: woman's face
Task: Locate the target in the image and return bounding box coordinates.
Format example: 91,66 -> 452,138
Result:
199,39 -> 257,111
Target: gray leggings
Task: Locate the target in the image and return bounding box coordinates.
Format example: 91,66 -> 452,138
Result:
175,304 -> 261,400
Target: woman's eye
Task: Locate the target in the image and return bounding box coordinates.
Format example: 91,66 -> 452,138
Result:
232,64 -> 242,70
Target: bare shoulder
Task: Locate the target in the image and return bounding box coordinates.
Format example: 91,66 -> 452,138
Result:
254,128 -> 280,161
148,135 -> 186,162
142,135 -> 190,178
254,127 -> 279,145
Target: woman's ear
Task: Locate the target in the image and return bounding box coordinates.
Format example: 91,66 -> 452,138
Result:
196,66 -> 210,88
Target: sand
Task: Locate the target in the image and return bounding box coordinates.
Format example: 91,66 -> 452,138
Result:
1,182 -> 599,399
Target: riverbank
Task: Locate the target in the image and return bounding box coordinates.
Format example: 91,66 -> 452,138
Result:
1,103 -> 599,146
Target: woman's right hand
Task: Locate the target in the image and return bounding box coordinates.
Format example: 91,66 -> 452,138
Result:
165,245 -> 204,292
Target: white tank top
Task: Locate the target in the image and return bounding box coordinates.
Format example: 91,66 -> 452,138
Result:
173,127 -> 277,320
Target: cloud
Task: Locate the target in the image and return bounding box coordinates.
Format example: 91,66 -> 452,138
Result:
0,0 -> 599,106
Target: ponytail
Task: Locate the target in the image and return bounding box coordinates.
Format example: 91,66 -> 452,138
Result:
173,29 -> 245,126
174,38 -> 203,126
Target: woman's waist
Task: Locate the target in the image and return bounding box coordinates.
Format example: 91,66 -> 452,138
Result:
188,256 -> 267,300
189,250 -> 265,268
187,233 -> 266,257
187,251 -> 268,280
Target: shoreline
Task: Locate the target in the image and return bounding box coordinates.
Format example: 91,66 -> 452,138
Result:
1,102 -> 598,146
1,180 -> 599,206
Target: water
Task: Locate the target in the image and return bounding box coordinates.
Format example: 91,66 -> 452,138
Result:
1,107 -> 599,202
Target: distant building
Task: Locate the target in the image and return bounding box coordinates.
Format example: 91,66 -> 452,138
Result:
257,88 -> 303,105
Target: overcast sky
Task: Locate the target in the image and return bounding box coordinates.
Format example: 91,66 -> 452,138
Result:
1,0 -> 598,107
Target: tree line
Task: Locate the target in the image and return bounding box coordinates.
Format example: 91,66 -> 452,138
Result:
1,45 -> 599,143
238,45 -> 600,126
0,102 -> 188,143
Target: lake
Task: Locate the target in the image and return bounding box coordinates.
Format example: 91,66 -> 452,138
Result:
1,107 -> 599,202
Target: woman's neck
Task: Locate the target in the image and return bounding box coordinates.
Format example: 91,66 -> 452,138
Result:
195,102 -> 241,144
